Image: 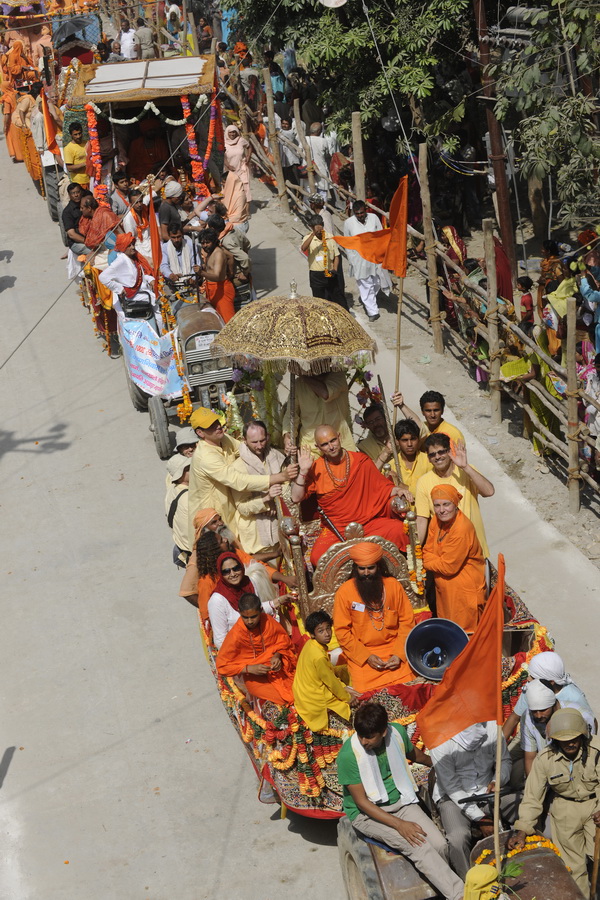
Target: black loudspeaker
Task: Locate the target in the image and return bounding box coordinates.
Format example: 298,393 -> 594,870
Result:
405,618 -> 469,682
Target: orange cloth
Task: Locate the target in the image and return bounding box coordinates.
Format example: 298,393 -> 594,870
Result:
305,452 -> 408,565
348,542 -> 384,565
198,573 -> 218,622
430,484 -> 463,505
80,206 -> 120,250
216,612 -> 297,704
204,278 -> 235,322
40,89 -> 60,157
115,232 -> 135,251
334,176 -> 408,277
422,509 -> 486,632
416,556 -> 505,750
193,507 -> 218,537
1,87 -> 23,161
332,577 -> 415,693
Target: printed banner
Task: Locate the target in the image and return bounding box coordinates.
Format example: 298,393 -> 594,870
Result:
119,319 -> 184,399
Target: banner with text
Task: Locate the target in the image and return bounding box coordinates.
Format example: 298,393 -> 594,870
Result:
119,319 -> 184,399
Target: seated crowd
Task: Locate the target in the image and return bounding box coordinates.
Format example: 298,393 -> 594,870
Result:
160,368 -> 598,895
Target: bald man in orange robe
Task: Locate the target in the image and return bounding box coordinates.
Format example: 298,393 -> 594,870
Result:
422,484 -> 486,632
216,594 -> 297,704
332,542 -> 416,693
291,426 -> 411,566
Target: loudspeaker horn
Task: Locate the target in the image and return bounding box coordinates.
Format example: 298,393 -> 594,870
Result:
405,618 -> 469,682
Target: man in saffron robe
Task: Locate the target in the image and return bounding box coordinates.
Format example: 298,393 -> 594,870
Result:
291,426 -> 410,566
216,593 -> 297,704
422,484 -> 486,632
332,542 -> 415,693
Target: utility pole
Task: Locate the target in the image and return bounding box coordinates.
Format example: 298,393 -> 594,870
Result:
472,0 -> 517,282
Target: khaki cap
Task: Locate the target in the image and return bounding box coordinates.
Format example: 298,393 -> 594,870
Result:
547,707 -> 588,741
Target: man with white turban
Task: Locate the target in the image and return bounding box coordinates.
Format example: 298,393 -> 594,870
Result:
159,181 -> 184,241
521,678 -> 595,777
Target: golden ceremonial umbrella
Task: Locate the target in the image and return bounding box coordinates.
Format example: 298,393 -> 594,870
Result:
210,283 -> 375,458
210,283 -> 375,374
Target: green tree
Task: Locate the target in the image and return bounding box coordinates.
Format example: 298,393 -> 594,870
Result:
491,0 -> 600,228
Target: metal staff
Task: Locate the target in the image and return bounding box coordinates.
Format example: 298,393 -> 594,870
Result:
377,375 -> 402,486
317,504 -> 344,542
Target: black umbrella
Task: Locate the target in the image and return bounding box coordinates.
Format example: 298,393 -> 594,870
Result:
53,15 -> 97,46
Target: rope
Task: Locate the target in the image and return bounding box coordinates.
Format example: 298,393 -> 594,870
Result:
564,389 -> 580,398
567,424 -> 588,440
429,312 -> 446,323
489,349 -> 503,361
567,467 -> 582,482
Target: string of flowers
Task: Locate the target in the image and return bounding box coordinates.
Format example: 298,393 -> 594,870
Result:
202,90 -> 221,167
58,59 -> 77,106
322,231 -> 332,277
88,96 -> 208,126
84,103 -> 109,204
223,390 -> 244,435
474,835 -> 567,869
181,94 -> 210,199
404,521 -> 425,595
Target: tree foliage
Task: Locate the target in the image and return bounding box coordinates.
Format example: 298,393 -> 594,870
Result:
491,0 -> 600,227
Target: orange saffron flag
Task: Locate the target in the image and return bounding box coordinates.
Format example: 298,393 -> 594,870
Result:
416,554 -> 505,750
148,182 -> 162,295
41,89 -> 61,157
334,176 -> 408,277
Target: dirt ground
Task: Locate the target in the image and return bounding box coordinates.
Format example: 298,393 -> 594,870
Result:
254,179 -> 600,572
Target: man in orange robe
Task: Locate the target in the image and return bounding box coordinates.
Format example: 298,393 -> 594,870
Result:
332,543 -> 415,693
291,426 -> 411,566
216,593 -> 297,704
422,484 -> 486,632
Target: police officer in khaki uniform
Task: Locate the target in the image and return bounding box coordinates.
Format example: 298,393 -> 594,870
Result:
508,708 -> 600,895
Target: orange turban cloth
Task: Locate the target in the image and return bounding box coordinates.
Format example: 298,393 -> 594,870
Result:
193,507 -> 218,539
348,542 -> 383,565
430,484 -> 462,506
115,232 -> 135,252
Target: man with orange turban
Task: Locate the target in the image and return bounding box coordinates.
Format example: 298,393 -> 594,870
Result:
216,593 -> 297,705
422,485 -> 486,632
292,426 -> 411,566
99,234 -> 155,307
332,542 -> 416,693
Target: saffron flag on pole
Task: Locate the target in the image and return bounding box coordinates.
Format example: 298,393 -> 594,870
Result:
416,554 -> 505,750
148,181 -> 162,295
40,89 -> 61,157
334,175 -> 408,278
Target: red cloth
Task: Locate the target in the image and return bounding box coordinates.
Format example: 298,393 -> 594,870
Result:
416,555 -> 505,750
216,612 -> 296,704
213,552 -> 253,612
204,278 -> 235,322
80,206 -> 120,250
333,177 -> 408,277
306,452 -> 409,565
494,237 -> 514,302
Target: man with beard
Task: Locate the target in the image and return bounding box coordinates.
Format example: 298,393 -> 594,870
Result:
332,543 -> 415,693
519,680 -> 595,778
292,426 -> 411,566
231,420 -> 286,559
216,593 -> 297,704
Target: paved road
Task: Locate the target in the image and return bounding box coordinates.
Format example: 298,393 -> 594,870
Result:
0,157 -> 342,899
2,152 -> 599,900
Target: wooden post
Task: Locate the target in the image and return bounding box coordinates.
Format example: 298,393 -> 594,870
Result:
188,13 -> 200,56
393,279 -> 404,425
377,376 -> 402,484
352,111 -> 365,201
262,67 -> 290,213
566,296 -> 581,514
493,724 -> 503,871
483,218 -> 502,425
419,142 -> 443,355
293,98 -> 316,194
181,0 -> 189,55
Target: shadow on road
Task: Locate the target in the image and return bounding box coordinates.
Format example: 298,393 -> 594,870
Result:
272,807 -> 339,847
0,747 -> 16,790
0,422 -> 70,459
0,275 -> 16,293
0,250 -> 14,264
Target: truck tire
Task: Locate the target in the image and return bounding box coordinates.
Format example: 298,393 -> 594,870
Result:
338,818 -> 383,900
148,395 -> 172,459
123,358 -> 149,412
43,165 -> 61,222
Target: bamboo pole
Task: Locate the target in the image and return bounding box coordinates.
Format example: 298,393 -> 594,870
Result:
566,296 -> 581,514
377,375 -> 402,478
483,218 -> 502,425
262,67 -> 289,213
351,111 -> 365,201
419,143 -> 443,354
293,98 -> 316,194
493,724 -> 502,872
393,279 -> 404,425
188,12 -> 200,56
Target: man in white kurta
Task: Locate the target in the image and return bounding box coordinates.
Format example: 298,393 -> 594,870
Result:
98,236 -> 156,319
342,200 -> 392,319
231,421 -> 286,556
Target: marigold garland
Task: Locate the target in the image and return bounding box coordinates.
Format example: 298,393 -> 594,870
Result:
181,94 -> 210,200
84,103 -> 109,205
474,835 -> 567,869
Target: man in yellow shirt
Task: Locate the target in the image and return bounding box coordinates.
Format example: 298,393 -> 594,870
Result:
389,419 -> 432,495
300,215 -> 347,308
282,370 -> 357,457
418,390 -> 465,447
292,610 -> 359,731
187,407 -> 297,547
415,433 -> 494,556
63,121 -> 90,187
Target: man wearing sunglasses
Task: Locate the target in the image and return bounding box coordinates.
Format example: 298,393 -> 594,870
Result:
414,433 -> 494,557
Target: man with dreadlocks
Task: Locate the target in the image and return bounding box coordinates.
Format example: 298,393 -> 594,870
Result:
508,708 -> 600,895
332,543 -> 415,693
